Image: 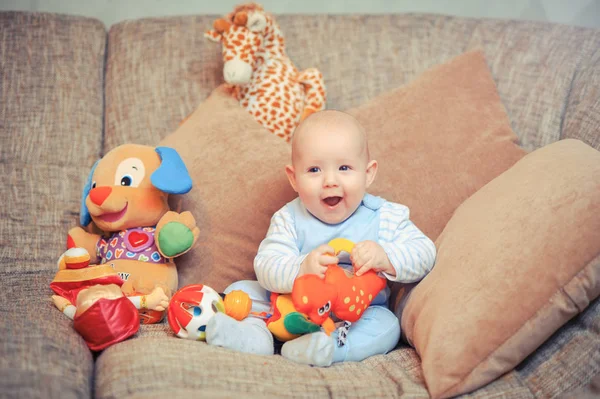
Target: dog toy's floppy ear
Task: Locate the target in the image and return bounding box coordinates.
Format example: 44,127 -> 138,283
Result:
80,159 -> 100,227
152,147 -> 193,194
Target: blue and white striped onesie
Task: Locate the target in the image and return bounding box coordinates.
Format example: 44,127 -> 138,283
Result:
226,193 -> 436,362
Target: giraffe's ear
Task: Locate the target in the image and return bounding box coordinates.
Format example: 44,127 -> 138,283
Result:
204,29 -> 222,43
246,11 -> 267,33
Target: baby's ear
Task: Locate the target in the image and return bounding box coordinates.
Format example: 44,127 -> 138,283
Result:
365,160 -> 378,188
285,165 -> 298,192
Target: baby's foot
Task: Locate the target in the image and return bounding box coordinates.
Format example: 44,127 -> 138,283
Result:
281,331 -> 334,367
206,313 -> 274,355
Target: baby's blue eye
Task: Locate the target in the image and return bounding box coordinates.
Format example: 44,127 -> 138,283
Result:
339,165 -> 350,171
308,167 -> 320,173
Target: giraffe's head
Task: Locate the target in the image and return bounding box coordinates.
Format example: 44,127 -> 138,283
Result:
204,3 -> 278,85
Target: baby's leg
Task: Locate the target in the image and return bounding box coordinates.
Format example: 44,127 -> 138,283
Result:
206,280 -> 274,355
281,305 -> 400,366
206,313 -> 274,355
332,305 -> 400,363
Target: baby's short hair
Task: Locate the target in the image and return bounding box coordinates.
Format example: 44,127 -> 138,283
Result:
291,110 -> 370,161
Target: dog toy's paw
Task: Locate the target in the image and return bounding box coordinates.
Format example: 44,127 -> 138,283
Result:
156,211 -> 199,258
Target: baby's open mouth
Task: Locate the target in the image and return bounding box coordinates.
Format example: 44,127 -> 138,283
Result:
99,203 -> 128,223
323,197 -> 342,207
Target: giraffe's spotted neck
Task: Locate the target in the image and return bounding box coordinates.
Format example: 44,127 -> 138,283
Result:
256,20 -> 286,61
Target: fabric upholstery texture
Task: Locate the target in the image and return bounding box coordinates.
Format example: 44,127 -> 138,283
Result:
0,12 -> 106,274
403,139 -> 600,398
1,10 -> 600,399
0,12 -> 105,399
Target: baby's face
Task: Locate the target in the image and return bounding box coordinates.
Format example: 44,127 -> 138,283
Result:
287,120 -> 377,224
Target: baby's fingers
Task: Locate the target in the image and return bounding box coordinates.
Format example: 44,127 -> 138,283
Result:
319,254 -> 338,266
317,244 -> 335,256
313,265 -> 328,279
355,264 -> 372,277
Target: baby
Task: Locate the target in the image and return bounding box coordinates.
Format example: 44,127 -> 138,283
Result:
207,110 -> 436,366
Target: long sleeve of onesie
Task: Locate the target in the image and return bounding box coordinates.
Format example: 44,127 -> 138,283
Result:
254,206 -> 306,294
378,201 -> 437,283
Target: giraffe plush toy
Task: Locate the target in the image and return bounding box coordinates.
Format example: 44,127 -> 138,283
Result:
204,3 -> 326,142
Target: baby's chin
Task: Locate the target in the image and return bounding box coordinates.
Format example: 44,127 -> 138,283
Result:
313,209 -> 354,225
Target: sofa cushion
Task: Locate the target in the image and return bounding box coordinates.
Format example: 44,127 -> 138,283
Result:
0,12 -> 105,167
0,270 -> 94,398
95,334 -> 428,398
93,294 -> 600,398
402,139 -> 600,398
0,12 -> 106,273
0,12 -> 106,399
562,43 -> 600,151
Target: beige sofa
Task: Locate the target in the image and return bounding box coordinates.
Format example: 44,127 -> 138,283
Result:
1,11 -> 599,398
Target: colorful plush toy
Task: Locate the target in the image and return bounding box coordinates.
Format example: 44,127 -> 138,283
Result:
59,144 -> 199,325
167,284 -> 226,341
205,2 -> 326,142
167,238 -> 385,344
291,238 -> 387,326
167,284 -> 333,342
50,247 -> 169,351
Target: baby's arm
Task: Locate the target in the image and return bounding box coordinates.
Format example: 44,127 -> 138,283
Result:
376,202 -> 436,283
254,207 -> 307,294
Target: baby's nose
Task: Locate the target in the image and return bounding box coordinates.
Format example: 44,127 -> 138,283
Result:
323,172 -> 338,187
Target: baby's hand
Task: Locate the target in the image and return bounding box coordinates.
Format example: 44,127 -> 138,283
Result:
298,245 -> 338,279
351,241 -> 396,277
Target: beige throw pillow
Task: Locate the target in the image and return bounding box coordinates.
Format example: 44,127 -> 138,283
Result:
402,139 -> 600,398
348,50 -> 526,241
159,86 -> 296,291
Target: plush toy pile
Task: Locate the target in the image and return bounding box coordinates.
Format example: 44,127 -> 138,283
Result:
50,144 -> 199,351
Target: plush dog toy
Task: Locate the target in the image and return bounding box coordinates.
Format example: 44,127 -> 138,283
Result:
205,2 -> 326,142
64,144 -> 199,324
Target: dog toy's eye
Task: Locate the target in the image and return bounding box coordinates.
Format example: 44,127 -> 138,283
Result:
120,175 -> 133,187
91,181 -> 97,189
114,158 -> 145,188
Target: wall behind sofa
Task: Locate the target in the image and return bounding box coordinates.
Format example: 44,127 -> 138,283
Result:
1,0 -> 599,29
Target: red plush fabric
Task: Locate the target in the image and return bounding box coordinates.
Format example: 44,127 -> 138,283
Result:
73,296 -> 140,351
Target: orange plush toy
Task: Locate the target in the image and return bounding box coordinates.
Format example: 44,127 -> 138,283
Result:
291,239 -> 387,326
59,144 -> 199,325
205,3 -> 326,142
